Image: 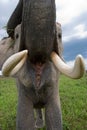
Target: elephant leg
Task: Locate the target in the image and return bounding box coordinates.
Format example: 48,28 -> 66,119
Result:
16,83 -> 36,130
45,97 -> 62,130
35,109 -> 44,128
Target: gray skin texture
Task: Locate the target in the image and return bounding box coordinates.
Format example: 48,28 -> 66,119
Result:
5,0 -> 63,129
0,24 -> 44,128
0,25 -> 21,69
16,24 -> 63,130
0,23 -> 63,130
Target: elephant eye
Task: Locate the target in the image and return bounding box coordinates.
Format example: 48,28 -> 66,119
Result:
15,33 -> 19,39
58,33 -> 61,39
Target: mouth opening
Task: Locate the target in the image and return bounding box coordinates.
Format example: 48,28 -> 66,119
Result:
29,52 -> 48,65
28,52 -> 48,89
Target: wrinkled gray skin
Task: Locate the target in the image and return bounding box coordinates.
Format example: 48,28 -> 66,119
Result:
0,24 -> 62,129
0,24 -> 44,128
0,25 -> 21,69
2,0 -> 63,129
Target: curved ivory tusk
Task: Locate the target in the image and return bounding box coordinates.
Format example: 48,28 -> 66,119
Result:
51,51 -> 85,79
2,50 -> 28,76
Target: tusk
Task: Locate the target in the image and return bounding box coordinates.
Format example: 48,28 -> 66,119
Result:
51,51 -> 85,79
2,50 -> 28,76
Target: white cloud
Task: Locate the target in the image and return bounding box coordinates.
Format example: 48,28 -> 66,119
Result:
74,24 -> 87,38
0,0 -> 10,3
55,0 -> 87,43
63,24 -> 87,42
0,29 -> 7,40
56,0 -> 87,25
0,0 -> 18,4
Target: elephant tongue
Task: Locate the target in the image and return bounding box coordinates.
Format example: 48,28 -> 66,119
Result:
33,62 -> 45,90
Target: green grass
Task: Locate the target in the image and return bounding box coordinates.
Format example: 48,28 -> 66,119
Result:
0,74 -> 87,130
0,78 -> 17,130
60,74 -> 87,130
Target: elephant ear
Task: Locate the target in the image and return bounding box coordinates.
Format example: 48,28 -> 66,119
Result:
0,38 -> 14,69
53,23 -> 63,59
0,24 -> 21,70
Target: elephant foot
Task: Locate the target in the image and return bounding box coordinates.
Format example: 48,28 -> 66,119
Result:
35,118 -> 44,128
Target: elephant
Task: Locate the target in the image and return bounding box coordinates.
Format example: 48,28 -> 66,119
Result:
1,23 -> 85,130
1,0 -> 85,130
0,24 -> 44,128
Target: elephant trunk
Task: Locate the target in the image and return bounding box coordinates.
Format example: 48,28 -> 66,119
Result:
21,0 -> 56,63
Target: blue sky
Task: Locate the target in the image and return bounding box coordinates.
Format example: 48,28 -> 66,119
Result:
0,0 -> 87,70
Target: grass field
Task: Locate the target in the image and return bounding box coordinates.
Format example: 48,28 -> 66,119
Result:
0,74 -> 87,130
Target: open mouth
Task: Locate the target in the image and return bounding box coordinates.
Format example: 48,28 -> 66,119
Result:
30,52 -> 48,65
29,53 -> 48,88
2,50 -> 85,79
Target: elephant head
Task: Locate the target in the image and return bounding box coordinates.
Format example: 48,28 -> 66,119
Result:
1,23 -> 85,79
4,0 -> 85,79
0,24 -> 28,75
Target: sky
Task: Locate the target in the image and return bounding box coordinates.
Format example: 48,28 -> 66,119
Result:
0,0 -> 87,70
56,0 -> 87,42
